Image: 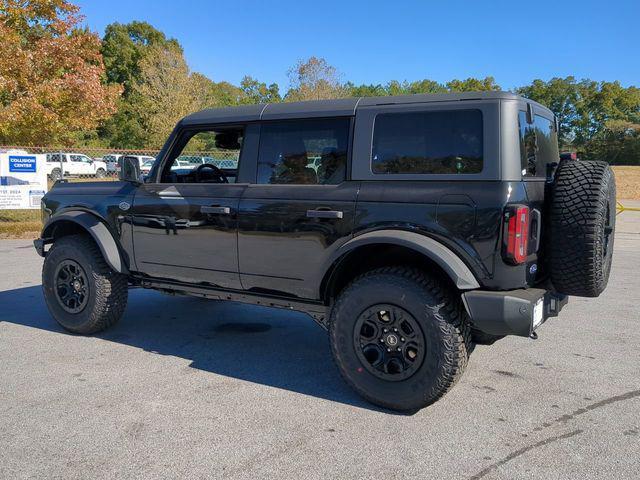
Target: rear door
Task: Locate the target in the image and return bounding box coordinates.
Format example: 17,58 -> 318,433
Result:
237,117 -> 358,299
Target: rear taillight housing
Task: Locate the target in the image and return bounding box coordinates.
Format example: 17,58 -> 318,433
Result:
503,205 -> 530,264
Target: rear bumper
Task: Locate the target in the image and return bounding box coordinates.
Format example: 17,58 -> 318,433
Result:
462,288 -> 568,337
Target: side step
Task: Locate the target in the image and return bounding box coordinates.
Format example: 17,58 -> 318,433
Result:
135,277 -> 329,328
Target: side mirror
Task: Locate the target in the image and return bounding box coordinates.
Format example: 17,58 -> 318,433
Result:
119,156 -> 142,183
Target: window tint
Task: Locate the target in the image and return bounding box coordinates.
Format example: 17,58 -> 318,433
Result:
519,112 -> 559,177
372,110 -> 483,175
162,127 -> 243,183
257,118 -> 349,185
47,153 -> 64,162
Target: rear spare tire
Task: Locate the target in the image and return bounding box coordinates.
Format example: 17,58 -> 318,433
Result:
548,160 -> 616,297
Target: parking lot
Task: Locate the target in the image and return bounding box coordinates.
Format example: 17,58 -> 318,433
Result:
0,210 -> 638,479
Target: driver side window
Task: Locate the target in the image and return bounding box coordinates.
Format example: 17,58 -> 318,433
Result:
162,127 -> 244,184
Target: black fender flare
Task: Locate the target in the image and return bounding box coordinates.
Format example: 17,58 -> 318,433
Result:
40,211 -> 128,274
323,229 -> 480,292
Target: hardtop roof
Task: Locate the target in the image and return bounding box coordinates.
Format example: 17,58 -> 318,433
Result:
180,91 -> 551,125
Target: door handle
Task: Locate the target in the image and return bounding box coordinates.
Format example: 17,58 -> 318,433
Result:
201,206 -> 231,215
306,209 -> 343,219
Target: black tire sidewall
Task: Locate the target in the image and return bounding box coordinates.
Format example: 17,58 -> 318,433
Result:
42,238 -> 100,331
330,273 -> 456,411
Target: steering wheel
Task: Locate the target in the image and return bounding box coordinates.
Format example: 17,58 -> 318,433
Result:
195,163 -> 228,183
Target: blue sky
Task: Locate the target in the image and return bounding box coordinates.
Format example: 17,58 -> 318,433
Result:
76,0 -> 639,90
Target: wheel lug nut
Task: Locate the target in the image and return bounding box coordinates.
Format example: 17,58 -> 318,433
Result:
393,328 -> 398,332
379,338 -> 384,342
401,337 -> 405,342
397,347 -> 401,352
383,328 -> 388,333
387,348 -> 391,352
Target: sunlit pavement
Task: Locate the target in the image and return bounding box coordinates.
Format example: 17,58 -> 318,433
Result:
1,211 -> 638,479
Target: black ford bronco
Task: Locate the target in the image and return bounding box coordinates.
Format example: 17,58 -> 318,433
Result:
34,92 -> 616,411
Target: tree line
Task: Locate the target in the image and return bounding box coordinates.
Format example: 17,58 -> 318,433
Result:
1,0 -> 639,164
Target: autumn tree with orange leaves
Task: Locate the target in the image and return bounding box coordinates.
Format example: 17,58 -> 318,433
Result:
0,0 -> 120,145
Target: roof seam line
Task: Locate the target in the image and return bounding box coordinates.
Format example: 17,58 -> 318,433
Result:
259,103 -> 269,120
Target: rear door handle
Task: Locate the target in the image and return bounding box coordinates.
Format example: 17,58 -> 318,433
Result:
306,209 -> 343,219
201,206 -> 231,215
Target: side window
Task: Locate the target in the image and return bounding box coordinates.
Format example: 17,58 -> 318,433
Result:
47,154 -> 63,163
69,155 -> 82,162
372,109 -> 483,174
519,111 -> 559,177
257,118 -> 349,185
161,127 -> 243,183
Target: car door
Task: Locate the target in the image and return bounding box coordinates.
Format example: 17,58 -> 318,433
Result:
237,117 -> 358,299
129,124 -> 257,289
69,154 -> 91,175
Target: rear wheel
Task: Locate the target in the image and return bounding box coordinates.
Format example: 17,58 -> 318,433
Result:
95,168 -> 106,178
42,234 -> 128,334
329,267 -> 472,412
548,160 -> 616,297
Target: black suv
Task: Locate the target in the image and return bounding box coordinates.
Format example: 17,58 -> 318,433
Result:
34,92 -> 616,411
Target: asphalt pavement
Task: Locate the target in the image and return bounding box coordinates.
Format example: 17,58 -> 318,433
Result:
1,210 -> 639,479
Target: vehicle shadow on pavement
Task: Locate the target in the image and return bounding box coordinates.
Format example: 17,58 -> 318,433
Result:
0,285 -> 392,412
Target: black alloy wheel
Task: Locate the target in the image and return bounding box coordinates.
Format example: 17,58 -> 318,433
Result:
354,304 -> 425,381
54,259 -> 89,313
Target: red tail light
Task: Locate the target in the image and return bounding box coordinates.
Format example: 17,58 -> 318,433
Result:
503,205 -> 530,264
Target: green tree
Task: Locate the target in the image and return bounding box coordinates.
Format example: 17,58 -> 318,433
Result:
516,77 -> 580,147
239,75 -> 281,104
285,56 -> 346,101
99,21 -> 181,147
446,76 -> 501,92
407,79 -> 447,94
583,119 -> 640,164
344,82 -> 387,97
132,44 -> 201,147
101,21 -> 180,94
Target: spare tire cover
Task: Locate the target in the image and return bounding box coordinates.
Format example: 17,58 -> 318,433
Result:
548,160 -> 616,297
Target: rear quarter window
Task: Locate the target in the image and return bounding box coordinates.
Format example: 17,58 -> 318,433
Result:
519,112 -> 560,178
372,109 -> 483,175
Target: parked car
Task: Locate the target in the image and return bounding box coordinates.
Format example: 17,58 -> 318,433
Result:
34,92 -> 616,412
45,153 -> 107,180
140,158 -> 156,175
102,154 -> 123,174
116,155 -> 155,173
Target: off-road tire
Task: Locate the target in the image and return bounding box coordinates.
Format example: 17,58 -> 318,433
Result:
548,160 -> 616,297
329,267 -> 472,412
42,234 -> 128,334
50,168 -> 62,181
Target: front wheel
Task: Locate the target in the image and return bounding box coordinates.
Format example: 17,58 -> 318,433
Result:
42,234 -> 128,334
329,267 -> 472,412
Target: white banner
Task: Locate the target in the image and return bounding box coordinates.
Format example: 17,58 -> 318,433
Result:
0,152 -> 48,209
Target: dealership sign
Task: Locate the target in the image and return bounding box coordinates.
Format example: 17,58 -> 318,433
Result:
0,153 -> 48,209
9,156 -> 37,173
